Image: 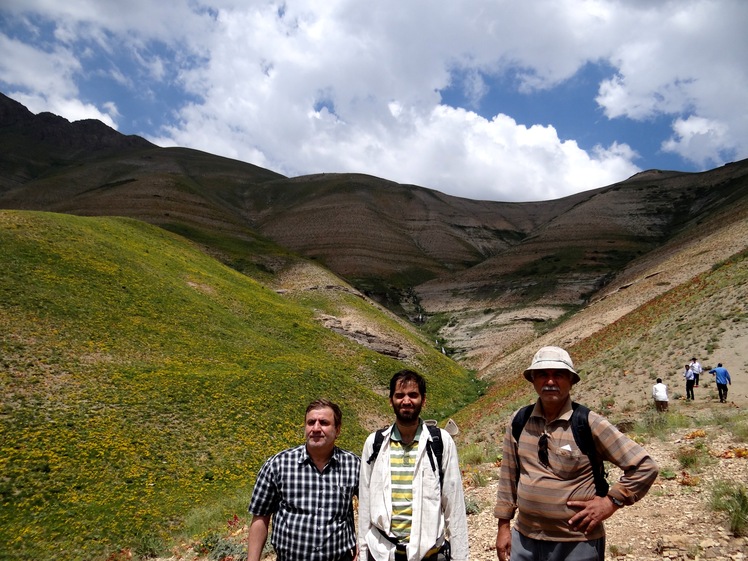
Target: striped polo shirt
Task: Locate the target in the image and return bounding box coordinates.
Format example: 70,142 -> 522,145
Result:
494,398 -> 658,541
389,424 -> 422,539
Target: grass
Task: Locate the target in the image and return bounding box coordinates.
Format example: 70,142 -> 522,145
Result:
710,480 -> 748,536
0,211 -> 479,561
459,443 -> 494,467
709,410 -> 748,443
675,445 -> 708,470
632,410 -> 692,441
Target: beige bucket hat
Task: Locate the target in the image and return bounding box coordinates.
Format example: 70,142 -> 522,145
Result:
523,346 -> 580,384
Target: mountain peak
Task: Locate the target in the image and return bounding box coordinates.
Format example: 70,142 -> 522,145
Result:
0,91 -> 154,157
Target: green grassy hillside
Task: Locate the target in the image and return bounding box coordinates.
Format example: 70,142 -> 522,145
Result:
0,210 -> 478,561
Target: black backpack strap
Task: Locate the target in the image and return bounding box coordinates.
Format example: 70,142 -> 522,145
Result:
570,402 -> 609,496
511,405 -> 534,443
511,405 -> 534,485
425,424 -> 444,488
369,425 -> 445,488
367,428 -> 386,465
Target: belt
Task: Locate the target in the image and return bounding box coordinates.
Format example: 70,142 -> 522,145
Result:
375,526 -> 402,545
374,527 -> 442,561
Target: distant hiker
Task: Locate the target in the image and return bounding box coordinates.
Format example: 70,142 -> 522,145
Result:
684,363 -> 695,400
494,346 -> 658,561
652,378 -> 669,412
358,369 -> 468,561
690,357 -> 703,387
247,399 -> 360,561
709,363 -> 732,403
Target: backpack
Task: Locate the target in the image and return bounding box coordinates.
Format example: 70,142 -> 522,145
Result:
367,424 -> 444,488
511,401 -> 609,496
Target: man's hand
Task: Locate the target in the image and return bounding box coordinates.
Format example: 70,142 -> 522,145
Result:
495,519 -> 511,561
566,495 -> 619,534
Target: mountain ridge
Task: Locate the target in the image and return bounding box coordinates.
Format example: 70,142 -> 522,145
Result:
2,89 -> 747,376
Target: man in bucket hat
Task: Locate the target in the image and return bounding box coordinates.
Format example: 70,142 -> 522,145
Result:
494,346 -> 658,561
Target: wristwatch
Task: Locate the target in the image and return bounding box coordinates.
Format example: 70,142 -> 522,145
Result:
608,495 -> 624,508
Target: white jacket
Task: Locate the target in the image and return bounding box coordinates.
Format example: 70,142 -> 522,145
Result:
652,382 -> 668,401
358,422 -> 469,561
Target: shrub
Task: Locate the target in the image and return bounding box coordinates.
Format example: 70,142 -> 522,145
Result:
675,446 -> 703,470
464,496 -> 481,515
659,467 -> 677,480
460,443 -> 488,466
710,480 -> 748,536
608,544 -> 631,557
633,410 -> 691,440
133,531 -> 166,559
469,469 -> 490,488
209,537 -> 247,561
710,411 -> 748,443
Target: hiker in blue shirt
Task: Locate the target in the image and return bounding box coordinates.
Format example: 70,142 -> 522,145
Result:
709,363 -> 732,403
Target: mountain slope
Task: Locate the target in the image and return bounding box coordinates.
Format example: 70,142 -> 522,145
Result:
2,92 -> 748,561
3,91 -> 747,379
420,162 -> 748,369
0,210 -> 478,561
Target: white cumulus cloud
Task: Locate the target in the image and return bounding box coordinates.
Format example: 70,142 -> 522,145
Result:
1,0 -> 746,200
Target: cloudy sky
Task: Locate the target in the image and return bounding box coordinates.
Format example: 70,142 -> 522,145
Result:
1,1 -> 746,202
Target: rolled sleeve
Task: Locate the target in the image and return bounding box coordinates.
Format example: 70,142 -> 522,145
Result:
494,416 -> 519,521
589,412 -> 659,505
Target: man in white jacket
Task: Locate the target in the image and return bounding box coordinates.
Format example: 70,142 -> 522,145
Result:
652,378 -> 669,411
358,369 -> 469,561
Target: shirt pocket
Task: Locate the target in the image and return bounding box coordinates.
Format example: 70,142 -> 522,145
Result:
420,464 -> 441,502
551,442 -> 587,480
326,483 -> 356,518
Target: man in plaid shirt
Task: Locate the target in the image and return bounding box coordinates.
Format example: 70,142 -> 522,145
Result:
247,399 -> 360,561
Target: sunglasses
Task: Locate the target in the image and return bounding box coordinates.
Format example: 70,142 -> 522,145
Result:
538,433 -> 549,466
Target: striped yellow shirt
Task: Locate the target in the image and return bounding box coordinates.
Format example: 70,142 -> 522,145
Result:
390,425 -> 421,539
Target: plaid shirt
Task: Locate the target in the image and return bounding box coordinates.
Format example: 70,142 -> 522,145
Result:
249,444 -> 360,561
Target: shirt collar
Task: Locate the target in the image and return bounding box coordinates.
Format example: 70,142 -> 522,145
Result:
298,444 -> 339,466
531,397 -> 573,423
390,421 -> 423,444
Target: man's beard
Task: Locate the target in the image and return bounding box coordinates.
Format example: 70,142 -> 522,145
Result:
395,403 -> 422,423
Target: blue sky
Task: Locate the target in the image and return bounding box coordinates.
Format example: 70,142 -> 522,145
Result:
1,0 -> 746,202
